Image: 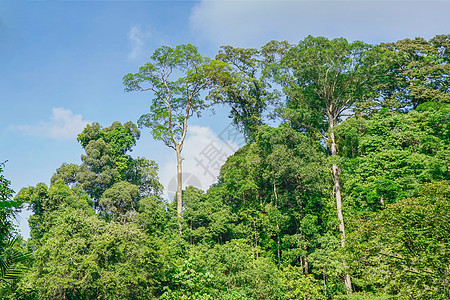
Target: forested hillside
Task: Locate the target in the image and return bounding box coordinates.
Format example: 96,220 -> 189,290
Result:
1,35 -> 449,299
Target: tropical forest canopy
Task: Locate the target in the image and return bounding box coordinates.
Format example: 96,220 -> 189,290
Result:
0,35 -> 449,299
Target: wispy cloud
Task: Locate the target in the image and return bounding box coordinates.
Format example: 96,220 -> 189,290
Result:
190,0 -> 450,47
10,107 -> 90,140
127,25 -> 152,61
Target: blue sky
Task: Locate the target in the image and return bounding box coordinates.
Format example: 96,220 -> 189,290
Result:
1,0 -> 449,238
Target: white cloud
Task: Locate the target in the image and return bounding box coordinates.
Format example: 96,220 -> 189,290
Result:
10,107 -> 90,140
159,125 -> 242,201
127,25 -> 152,61
190,0 -> 450,47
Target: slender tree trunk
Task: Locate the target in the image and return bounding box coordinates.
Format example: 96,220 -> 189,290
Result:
300,257 -> 304,275
329,121 -> 352,293
253,220 -> 259,259
276,228 -> 281,266
176,145 -> 183,234
273,180 -> 281,266
303,245 -> 309,275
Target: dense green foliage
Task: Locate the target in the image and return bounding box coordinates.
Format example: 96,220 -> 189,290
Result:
0,165 -> 31,293
347,181 -> 450,299
123,44 -> 230,220
2,35 -> 449,299
209,46 -> 277,141
339,102 -> 450,211
51,121 -> 161,207
0,164 -> 18,211
357,35 -> 450,114
15,182 -> 161,299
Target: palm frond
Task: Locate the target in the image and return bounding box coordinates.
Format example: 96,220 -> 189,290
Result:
0,235 -> 32,286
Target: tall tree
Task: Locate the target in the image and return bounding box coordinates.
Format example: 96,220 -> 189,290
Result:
123,44 -> 229,228
274,36 -> 372,291
51,121 -> 161,208
209,46 -> 277,141
357,34 -> 450,115
76,121 -> 140,202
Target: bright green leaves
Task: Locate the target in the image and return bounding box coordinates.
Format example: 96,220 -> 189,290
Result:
124,44 -> 230,219
51,163 -> 80,187
135,196 -> 167,235
151,44 -> 204,70
209,46 -> 277,141
209,125 -> 329,271
346,150 -> 445,208
0,236 -> 31,290
308,234 -> 347,295
357,103 -> 450,155
77,122 -> 103,148
13,118 -> 166,298
51,121 -> 161,208
162,240 -> 283,299
127,157 -> 162,197
124,44 -> 229,148
358,35 -> 450,114
182,186 -> 234,245
103,121 -> 140,156
275,36 -> 372,132
17,181 -> 90,216
17,181 -> 93,241
338,103 -> 450,296
0,166 -> 31,291
5,38 -> 449,299
280,266 -> 323,300
340,103 -> 450,210
78,121 -> 140,158
161,256 -> 216,300
21,119 -> 162,238
77,121 -> 140,179
347,181 -> 450,298
23,208 -> 161,299
75,121 -> 140,202
99,181 -> 140,223
0,165 -> 17,211
16,179 -> 163,299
